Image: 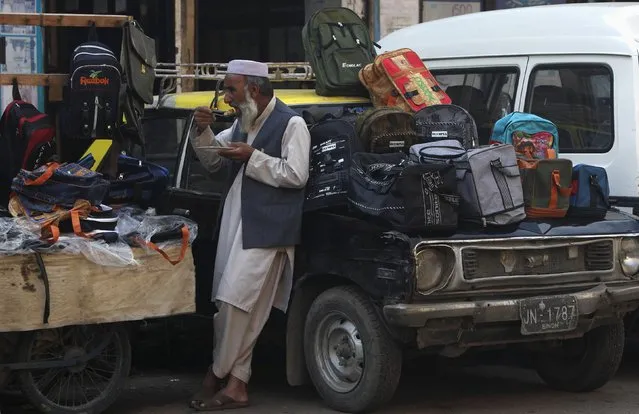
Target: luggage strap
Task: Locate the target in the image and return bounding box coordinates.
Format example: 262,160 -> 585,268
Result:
33,252 -> 50,325
589,175 -> 610,208
490,159 -> 516,209
132,225 -> 190,265
321,22 -> 366,51
23,162 -> 60,186
550,170 -> 572,209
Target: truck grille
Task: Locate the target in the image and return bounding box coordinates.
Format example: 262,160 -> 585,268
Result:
462,240 -> 613,280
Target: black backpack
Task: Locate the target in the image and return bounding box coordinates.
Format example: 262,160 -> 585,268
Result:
304,117 -> 362,212
61,40 -> 123,140
355,107 -> 418,154
414,104 -> 479,149
302,7 -> 377,97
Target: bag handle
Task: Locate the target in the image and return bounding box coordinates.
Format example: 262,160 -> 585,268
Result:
133,225 -> 190,265
490,159 -> 519,177
549,169 -> 572,209
589,175 -> 610,209
552,170 -> 572,196
12,77 -> 21,101
87,21 -> 98,42
24,162 -> 60,186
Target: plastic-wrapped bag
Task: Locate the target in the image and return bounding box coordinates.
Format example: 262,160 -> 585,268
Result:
56,236 -> 137,267
0,215 -> 42,254
116,207 -> 198,265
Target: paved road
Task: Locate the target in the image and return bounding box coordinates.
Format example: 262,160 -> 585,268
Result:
110,355 -> 639,414
3,333 -> 639,414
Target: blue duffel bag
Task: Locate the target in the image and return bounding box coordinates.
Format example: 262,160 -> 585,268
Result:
568,164 -> 610,219
104,154 -> 169,208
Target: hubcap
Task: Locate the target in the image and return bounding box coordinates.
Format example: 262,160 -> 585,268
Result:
64,346 -> 87,373
314,312 -> 364,393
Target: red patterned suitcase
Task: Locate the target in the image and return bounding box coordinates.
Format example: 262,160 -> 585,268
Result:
359,48 -> 451,112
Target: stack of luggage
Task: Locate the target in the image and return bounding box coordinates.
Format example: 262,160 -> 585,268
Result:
302,7 -> 611,234
0,22 -> 190,264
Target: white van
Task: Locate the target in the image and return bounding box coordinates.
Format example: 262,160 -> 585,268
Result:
378,3 -> 639,212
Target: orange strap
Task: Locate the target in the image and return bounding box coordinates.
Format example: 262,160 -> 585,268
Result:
24,162 -> 60,186
549,170 -> 572,209
71,210 -> 92,239
42,224 -> 60,244
135,225 -> 190,266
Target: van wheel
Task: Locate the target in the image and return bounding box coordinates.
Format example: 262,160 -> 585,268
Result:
535,321 -> 624,392
303,286 -> 402,413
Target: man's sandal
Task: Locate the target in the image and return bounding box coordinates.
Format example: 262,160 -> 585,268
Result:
192,392 -> 250,411
189,367 -> 225,408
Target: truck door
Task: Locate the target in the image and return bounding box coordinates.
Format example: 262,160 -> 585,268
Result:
161,113 -> 228,315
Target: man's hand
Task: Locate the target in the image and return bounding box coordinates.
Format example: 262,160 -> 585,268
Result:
218,142 -> 255,162
194,106 -> 215,133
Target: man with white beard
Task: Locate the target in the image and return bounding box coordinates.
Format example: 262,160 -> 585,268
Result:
188,59 -> 311,411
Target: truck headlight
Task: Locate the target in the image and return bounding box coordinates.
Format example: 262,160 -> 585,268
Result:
415,246 -> 454,293
619,238 -> 639,276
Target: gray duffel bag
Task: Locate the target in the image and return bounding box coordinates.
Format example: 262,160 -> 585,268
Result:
410,141 -> 526,226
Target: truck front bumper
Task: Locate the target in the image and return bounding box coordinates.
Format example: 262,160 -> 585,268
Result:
383,284 -> 639,328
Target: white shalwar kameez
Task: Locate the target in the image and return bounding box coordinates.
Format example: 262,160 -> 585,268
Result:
190,96 -> 310,382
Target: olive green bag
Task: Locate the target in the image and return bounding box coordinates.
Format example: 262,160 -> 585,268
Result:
517,158 -> 573,218
302,7 -> 377,97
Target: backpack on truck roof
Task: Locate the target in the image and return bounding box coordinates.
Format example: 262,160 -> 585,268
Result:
359,48 -> 451,112
490,112 -> 559,159
355,107 -> 418,154
414,104 -> 479,149
0,81 -> 56,207
302,7 -> 376,97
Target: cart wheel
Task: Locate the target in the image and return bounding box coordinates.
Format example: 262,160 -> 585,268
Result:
17,324 -> 131,414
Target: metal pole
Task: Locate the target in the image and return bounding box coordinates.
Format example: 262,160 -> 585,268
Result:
174,0 -> 182,93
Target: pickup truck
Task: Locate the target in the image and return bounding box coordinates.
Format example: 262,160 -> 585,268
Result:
143,87 -> 639,413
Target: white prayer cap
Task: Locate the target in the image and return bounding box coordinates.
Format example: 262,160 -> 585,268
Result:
227,59 -> 268,78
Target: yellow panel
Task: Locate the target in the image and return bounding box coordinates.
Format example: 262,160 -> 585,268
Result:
79,139 -> 113,171
165,89 -> 371,110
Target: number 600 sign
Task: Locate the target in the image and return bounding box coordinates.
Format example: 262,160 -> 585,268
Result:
452,3 -> 475,15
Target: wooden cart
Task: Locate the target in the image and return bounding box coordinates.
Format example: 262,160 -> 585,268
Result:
0,12 -> 196,414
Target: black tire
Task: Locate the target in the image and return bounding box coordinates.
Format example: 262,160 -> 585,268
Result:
303,285 -> 402,413
18,323 -> 131,414
535,321 -> 624,392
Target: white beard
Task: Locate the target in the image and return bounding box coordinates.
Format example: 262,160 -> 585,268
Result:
237,90 -> 259,134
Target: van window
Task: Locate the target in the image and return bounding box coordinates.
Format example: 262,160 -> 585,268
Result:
525,65 -> 613,153
431,68 -> 519,145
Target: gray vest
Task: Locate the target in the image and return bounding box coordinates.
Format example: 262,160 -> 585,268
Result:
220,98 -> 305,249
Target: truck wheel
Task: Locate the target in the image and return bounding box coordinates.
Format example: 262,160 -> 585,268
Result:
303,286 -> 402,413
535,321 -> 624,392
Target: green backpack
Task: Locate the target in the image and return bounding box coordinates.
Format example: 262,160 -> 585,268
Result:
302,7 -> 377,97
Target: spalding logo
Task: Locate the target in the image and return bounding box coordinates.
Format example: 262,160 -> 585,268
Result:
80,70 -> 109,86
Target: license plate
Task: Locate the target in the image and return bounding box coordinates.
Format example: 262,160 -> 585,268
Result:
519,295 -> 579,335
